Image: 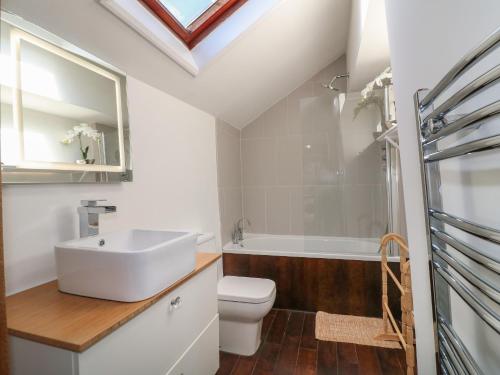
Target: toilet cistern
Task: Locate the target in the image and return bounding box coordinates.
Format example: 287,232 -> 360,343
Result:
78,199 -> 116,238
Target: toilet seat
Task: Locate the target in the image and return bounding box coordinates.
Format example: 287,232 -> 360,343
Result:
218,276 -> 275,304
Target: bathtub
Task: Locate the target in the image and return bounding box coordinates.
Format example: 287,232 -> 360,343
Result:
223,234 -> 399,262
222,233 -> 402,316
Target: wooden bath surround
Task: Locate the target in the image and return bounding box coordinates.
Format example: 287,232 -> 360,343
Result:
223,253 -> 401,319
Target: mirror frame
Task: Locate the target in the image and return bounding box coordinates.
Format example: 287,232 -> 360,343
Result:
1,11 -> 133,184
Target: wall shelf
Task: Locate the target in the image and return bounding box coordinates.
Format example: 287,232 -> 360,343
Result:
376,123 -> 399,143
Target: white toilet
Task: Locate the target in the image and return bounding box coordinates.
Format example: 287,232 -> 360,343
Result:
218,276 -> 276,356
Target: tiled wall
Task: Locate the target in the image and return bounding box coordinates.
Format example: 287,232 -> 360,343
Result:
240,56 -> 387,238
216,56 -> 388,241
216,119 -> 243,245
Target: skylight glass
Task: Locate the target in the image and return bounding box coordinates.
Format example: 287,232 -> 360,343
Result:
141,0 -> 243,49
159,0 -> 217,28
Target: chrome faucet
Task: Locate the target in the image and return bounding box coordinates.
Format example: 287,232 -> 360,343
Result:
231,218 -> 250,244
78,200 -> 116,238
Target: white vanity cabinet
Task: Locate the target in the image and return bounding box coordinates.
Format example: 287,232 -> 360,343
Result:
9,262 -> 219,375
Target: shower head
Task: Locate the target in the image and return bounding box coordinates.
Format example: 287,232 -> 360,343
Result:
321,83 -> 340,91
322,73 -> 349,91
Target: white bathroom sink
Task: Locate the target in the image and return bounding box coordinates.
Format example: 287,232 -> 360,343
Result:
55,230 -> 198,302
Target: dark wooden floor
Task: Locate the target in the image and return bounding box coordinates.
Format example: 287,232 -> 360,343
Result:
216,309 -> 408,375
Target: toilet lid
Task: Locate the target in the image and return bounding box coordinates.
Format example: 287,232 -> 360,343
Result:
218,276 -> 276,304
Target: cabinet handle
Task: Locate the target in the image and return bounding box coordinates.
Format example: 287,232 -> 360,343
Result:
170,296 -> 182,311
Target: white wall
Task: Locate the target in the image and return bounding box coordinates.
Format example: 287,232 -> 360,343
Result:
384,1 -> 500,374
347,0 -> 391,91
346,0 -> 369,73
3,76 -> 221,295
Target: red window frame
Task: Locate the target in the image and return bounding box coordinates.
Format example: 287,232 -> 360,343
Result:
140,0 -> 246,49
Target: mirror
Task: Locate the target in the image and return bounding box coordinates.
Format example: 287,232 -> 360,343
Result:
0,12 -> 132,183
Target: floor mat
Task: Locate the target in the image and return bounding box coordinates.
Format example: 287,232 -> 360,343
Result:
315,311 -> 402,349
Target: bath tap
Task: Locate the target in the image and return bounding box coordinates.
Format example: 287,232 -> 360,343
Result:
232,218 -> 250,244
78,200 -> 116,238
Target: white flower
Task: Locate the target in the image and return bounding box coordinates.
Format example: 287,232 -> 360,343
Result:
61,137 -> 73,145
61,123 -> 101,144
374,67 -> 392,87
361,66 -> 392,99
361,80 -> 376,99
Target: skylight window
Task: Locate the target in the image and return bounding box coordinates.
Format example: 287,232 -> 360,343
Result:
141,0 -> 245,49
159,0 -> 216,28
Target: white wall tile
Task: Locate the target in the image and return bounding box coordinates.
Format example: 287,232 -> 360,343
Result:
290,187 -> 305,235
243,187 -> 266,233
241,116 -> 263,139
266,187 -> 291,234
239,57 -> 387,239
287,83 -> 314,135
303,132 -> 338,186
276,135 -> 303,185
260,99 -> 288,138
303,186 -> 344,236
216,120 -> 243,245
342,184 -> 380,238
241,137 -> 277,186
217,126 -> 242,188
219,187 -> 243,244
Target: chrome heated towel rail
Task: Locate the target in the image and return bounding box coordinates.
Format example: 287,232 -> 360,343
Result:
415,27 -> 500,375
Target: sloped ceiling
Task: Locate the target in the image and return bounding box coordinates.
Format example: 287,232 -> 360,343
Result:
2,0 -> 350,128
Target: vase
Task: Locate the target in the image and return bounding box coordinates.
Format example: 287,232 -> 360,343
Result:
76,159 -> 95,165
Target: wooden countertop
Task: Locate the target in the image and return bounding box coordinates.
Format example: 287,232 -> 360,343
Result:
6,252 -> 221,352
